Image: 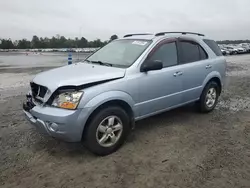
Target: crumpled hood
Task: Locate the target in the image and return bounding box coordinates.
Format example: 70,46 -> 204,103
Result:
33,63 -> 126,93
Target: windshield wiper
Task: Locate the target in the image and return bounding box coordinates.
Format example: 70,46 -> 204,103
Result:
85,59 -> 91,63
86,60 -> 113,67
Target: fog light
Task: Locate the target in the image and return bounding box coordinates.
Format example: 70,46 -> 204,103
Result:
47,122 -> 59,132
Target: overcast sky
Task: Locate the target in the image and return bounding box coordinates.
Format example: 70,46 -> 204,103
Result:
0,0 -> 249,41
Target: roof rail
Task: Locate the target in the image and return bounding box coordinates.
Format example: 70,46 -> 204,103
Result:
123,33 -> 153,38
155,32 -> 205,37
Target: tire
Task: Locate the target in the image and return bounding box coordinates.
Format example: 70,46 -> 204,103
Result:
197,81 -> 220,113
84,106 -> 130,156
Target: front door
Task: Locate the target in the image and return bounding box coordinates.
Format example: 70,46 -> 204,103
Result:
136,39 -> 183,118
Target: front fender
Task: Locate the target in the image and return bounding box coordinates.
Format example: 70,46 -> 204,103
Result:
84,90 -> 135,112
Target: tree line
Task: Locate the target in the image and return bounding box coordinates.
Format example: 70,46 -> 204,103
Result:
1,34 -> 249,49
0,34 -> 118,49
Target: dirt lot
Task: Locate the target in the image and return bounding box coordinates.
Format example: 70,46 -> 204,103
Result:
0,54 -> 250,188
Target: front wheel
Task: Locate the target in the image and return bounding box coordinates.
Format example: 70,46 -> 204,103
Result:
84,106 -> 130,156
197,81 -> 220,113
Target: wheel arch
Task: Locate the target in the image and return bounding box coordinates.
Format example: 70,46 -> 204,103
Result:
208,77 -> 222,94
202,72 -> 222,95
82,91 -> 135,140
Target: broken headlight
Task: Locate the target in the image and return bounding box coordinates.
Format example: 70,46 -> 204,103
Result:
52,91 -> 83,110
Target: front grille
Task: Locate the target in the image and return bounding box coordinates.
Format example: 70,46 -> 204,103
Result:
30,82 -> 48,99
39,86 -> 47,98
30,82 -> 38,97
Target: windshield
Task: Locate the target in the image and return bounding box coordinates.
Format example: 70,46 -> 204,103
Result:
86,39 -> 152,68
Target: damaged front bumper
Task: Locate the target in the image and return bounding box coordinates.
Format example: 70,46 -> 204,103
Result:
23,94 -> 90,142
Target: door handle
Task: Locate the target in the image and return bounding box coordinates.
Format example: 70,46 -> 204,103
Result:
173,71 -> 183,77
178,71 -> 183,76
206,65 -> 212,69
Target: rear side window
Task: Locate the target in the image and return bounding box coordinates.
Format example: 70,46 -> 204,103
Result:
149,42 -> 178,67
179,41 -> 200,63
179,41 -> 208,64
203,39 -> 223,56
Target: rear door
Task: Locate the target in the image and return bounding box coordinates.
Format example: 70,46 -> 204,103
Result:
177,38 -> 212,103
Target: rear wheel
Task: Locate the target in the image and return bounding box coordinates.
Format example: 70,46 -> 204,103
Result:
197,81 -> 220,113
84,106 -> 130,156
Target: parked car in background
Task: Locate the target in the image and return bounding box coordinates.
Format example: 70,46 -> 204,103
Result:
23,31 -> 226,155
224,46 -> 238,55
241,44 -> 250,53
235,46 -> 247,54
220,48 -> 229,56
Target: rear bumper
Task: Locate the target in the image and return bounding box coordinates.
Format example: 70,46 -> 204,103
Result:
23,100 -> 91,142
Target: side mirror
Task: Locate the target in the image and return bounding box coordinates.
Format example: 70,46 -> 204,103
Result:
140,60 -> 163,72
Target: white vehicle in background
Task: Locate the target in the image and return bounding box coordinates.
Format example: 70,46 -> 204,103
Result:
235,46 -> 246,54
224,46 -> 238,55
220,48 -> 229,56
241,44 -> 250,53
41,49 -> 53,52
30,49 -> 39,52
60,48 -> 68,52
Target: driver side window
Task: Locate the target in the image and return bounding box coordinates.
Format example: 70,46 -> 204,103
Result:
149,42 -> 178,68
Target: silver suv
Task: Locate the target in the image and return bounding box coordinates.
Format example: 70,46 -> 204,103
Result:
23,32 -> 226,155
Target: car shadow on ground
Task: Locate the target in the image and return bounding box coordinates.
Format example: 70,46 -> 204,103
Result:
30,103 -> 201,158
134,104 -> 197,132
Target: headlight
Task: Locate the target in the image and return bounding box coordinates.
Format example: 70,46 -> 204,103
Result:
52,91 -> 83,110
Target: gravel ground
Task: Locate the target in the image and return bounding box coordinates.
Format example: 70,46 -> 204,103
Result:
0,54 -> 250,188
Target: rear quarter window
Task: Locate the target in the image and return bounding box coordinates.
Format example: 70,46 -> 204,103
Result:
203,39 -> 223,56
